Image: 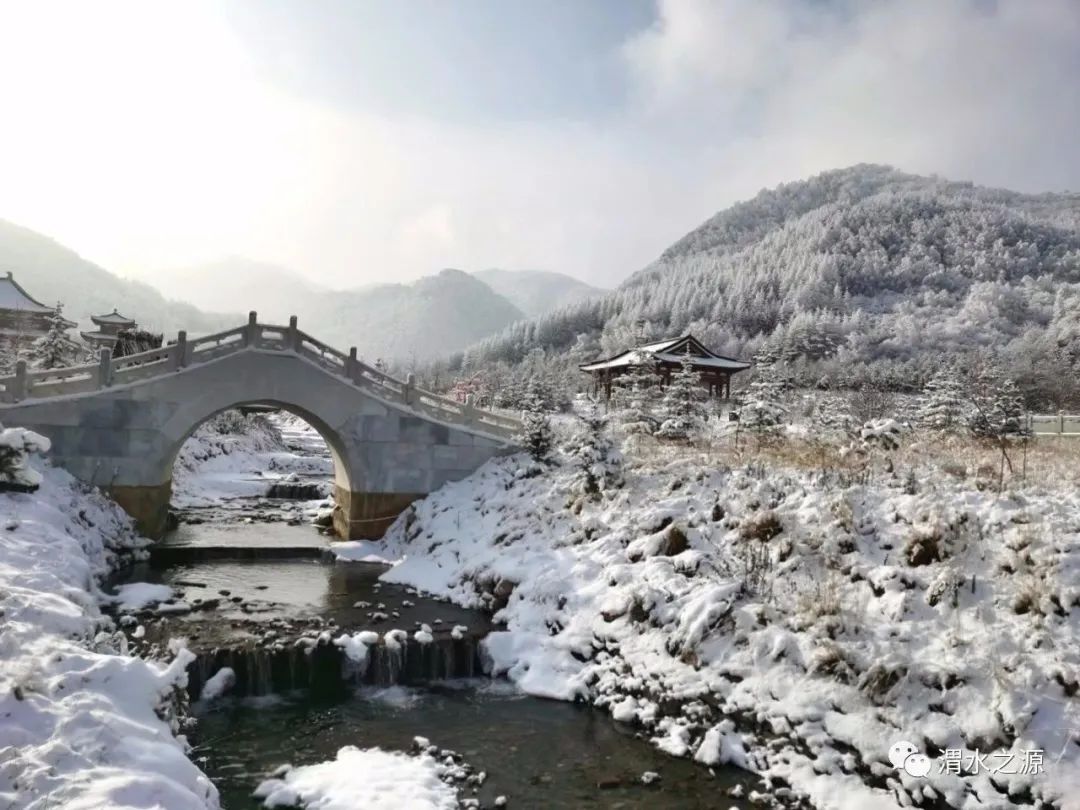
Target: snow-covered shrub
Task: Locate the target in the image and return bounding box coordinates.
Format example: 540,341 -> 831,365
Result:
738,510 -> 783,543
0,423 -> 51,491
563,408 -> 621,500
859,418 -> 905,451
810,640 -> 856,684
903,525 -> 945,566
736,539 -> 773,599
858,659 -> 908,705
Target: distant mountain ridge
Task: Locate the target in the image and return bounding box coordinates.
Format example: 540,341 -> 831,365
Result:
149,259 -> 602,362
472,268 -> 604,317
0,223 -> 598,363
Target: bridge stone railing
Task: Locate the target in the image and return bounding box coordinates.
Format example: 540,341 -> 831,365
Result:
0,313 -> 521,441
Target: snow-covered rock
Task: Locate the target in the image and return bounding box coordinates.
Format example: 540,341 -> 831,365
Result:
253,745 -> 459,810
356,445 -> 1080,809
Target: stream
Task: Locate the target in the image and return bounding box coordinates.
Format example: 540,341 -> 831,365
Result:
108,414 -> 754,809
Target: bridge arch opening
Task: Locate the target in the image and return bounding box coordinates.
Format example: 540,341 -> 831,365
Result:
167,400 -> 354,524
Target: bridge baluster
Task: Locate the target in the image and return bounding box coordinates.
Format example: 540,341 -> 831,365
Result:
172,331 -> 188,370
346,347 -> 358,380
287,316 -> 299,351
404,372 -> 415,405
12,360 -> 27,401
245,311 -> 259,347
97,349 -> 113,388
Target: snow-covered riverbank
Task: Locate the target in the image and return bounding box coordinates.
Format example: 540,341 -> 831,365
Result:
356,439 -> 1080,809
0,457 -> 218,809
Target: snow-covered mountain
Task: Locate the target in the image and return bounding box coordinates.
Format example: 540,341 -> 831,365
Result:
461,165 -> 1080,399
0,220 -> 234,334
472,268 -> 605,318
318,269 -> 525,363
147,262 -> 590,363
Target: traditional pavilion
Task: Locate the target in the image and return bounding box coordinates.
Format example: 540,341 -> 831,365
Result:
0,271 -> 75,350
580,333 -> 751,401
81,309 -> 137,351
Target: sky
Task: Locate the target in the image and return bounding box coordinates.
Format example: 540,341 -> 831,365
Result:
0,0 -> 1078,291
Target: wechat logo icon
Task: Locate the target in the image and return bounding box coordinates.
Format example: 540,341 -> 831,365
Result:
889,740 -> 932,778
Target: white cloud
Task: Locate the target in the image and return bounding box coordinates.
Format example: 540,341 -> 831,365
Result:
0,0 -> 1077,292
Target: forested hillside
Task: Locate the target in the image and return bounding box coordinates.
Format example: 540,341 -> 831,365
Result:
456,165 -> 1080,407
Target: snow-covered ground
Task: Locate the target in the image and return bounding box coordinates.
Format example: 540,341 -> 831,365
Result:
0,455 -> 218,809
351,435 -> 1080,809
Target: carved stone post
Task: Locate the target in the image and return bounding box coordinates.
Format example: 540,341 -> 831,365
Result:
404,372 -> 415,405
173,330 -> 188,370
245,311 -> 258,347
346,347 -> 358,379
12,360 -> 27,401
97,348 -> 112,388
287,315 -> 299,350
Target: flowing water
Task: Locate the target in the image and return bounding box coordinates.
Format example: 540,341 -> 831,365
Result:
122,414 -> 755,808
194,682 -> 753,809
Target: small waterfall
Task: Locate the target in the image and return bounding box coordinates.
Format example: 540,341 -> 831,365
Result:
265,481 -> 326,500
187,635 -> 485,700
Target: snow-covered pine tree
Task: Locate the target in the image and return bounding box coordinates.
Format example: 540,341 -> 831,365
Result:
614,353 -> 660,435
915,364 -> 965,432
812,393 -> 857,444
517,389 -> 553,463
988,377 -> 1031,440
655,351 -> 708,441
967,364 -> 1027,439
564,405 -> 621,500
737,360 -> 787,440
28,303 -> 75,370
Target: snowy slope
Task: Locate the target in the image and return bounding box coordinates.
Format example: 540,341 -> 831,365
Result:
0,459 -> 217,809
361,443 -> 1080,809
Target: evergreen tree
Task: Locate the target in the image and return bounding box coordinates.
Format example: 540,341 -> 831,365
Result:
655,352 -> 708,441
967,364 -> 1032,441
614,354 -> 660,435
812,393 -> 857,443
28,303 -> 75,370
915,364 -> 965,432
517,390 -> 553,463
737,360 -> 787,440
987,378 -> 1031,440
564,406 -> 621,500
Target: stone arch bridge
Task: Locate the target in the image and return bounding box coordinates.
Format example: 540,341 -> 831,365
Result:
0,314 -> 520,539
